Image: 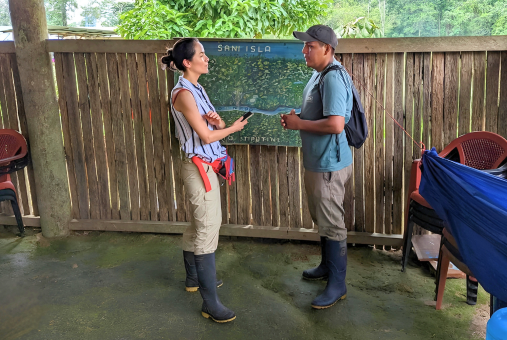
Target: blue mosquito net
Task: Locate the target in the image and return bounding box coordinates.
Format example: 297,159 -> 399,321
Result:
419,148 -> 507,302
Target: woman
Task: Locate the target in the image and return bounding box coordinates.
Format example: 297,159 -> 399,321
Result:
161,38 -> 247,323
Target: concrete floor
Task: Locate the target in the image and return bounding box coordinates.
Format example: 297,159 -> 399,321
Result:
0,227 -> 489,340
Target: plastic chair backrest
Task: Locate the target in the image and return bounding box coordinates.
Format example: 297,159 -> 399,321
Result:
0,129 -> 28,173
439,131 -> 507,170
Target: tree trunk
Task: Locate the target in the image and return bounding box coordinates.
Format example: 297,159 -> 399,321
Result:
62,3 -> 67,26
8,0 -> 72,237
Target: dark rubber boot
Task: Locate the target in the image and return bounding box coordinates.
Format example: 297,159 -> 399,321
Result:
195,252 -> 236,323
302,237 -> 329,280
311,239 -> 347,309
183,251 -> 223,292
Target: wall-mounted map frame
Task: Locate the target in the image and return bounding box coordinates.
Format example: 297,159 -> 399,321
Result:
184,39 -> 314,147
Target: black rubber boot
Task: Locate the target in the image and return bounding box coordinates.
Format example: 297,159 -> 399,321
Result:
302,237 -> 329,280
195,252 -> 236,323
183,251 -> 223,292
311,238 -> 347,309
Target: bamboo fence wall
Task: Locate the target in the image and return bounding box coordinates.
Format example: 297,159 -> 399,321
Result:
0,37 -> 506,244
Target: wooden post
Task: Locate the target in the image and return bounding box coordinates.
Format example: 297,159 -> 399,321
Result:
9,0 -> 71,236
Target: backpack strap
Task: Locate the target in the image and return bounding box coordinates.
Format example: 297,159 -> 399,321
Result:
318,64 -> 346,89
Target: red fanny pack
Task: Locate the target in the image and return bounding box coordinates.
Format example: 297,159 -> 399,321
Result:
191,153 -> 235,192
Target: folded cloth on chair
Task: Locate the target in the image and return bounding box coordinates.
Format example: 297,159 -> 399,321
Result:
419,148 -> 507,302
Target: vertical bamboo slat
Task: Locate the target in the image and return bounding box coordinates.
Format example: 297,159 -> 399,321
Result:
363,54 -> 375,234
375,53 -> 386,235
118,53 -> 140,221
96,53 -> 119,219
128,53 -> 149,221
159,65 -> 175,221
236,145 -> 250,225
498,52 -> 507,139
472,52 -> 486,132
422,53 -> 432,148
261,146 -> 272,226
300,151 -> 312,229
62,53 -> 90,219
107,53 -> 130,220
227,145 -> 238,224
384,53 -> 394,236
75,53 -> 100,220
485,52 -> 500,134
431,53 -> 445,152
54,53 -> 79,219
250,145 -> 262,225
267,146 -> 279,227
443,52 -> 459,146
342,53 -> 354,231
459,52 -> 473,136
146,53 -> 168,221
287,147 -> 301,229
136,54 -> 158,220
352,54 -> 365,232
392,52 -> 404,237
86,52 -> 111,220
278,146 -> 289,228
404,53 -> 414,211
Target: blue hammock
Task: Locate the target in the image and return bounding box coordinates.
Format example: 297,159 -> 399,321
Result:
419,148 -> 507,302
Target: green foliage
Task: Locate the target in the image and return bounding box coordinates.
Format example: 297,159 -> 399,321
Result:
117,0 -> 332,39
339,17 -> 382,38
80,0 -> 134,27
325,0 -> 507,38
101,1 -> 134,27
45,0 -> 78,26
0,0 -> 10,26
117,1 -> 191,39
323,0 -> 391,37
387,0 -> 507,37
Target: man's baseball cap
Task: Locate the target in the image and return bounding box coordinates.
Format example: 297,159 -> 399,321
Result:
293,25 -> 338,50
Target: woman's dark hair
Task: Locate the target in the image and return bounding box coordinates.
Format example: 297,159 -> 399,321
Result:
161,38 -> 198,72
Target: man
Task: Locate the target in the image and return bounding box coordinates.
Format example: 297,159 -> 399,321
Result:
281,25 -> 353,309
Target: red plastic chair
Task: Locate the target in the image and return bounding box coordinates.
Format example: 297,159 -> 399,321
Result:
0,129 -> 29,235
402,131 -> 507,270
435,227 -> 477,310
401,132 -> 507,307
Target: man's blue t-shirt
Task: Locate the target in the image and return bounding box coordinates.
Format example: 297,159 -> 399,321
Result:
299,59 -> 353,172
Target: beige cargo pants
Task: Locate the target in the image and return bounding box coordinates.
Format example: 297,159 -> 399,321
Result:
181,160 -> 222,255
304,164 -> 353,241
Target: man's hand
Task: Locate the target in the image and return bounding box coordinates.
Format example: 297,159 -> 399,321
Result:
280,109 -> 301,130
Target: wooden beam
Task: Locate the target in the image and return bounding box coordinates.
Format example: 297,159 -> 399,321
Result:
0,214 -> 41,227
68,219 -> 403,246
46,36 -> 507,54
336,36 -> 507,53
0,42 -> 15,53
47,40 -> 176,53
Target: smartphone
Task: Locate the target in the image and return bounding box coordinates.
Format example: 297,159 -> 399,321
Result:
241,111 -> 254,121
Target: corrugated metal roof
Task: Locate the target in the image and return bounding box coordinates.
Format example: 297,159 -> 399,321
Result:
0,25 -> 118,39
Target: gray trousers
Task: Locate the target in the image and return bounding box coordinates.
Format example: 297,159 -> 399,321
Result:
304,165 -> 353,241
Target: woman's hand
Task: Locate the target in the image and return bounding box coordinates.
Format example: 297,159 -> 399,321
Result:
230,117 -> 248,133
204,111 -> 224,128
